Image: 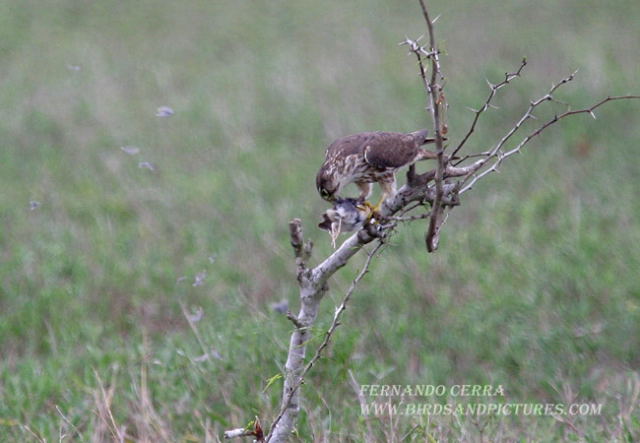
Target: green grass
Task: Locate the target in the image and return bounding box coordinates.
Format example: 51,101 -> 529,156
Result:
1,0 -> 639,441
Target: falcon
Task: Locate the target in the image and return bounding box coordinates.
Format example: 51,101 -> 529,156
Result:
316,129 -> 440,210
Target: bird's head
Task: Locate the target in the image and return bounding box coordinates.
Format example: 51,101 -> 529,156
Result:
316,167 -> 341,202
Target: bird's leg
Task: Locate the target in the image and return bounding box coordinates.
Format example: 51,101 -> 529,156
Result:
355,182 -> 372,204
365,180 -> 396,222
358,200 -> 377,218
370,193 -> 388,214
357,194 -> 388,226
355,181 -> 376,215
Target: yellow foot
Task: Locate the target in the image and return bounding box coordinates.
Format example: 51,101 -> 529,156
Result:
356,200 -> 382,222
356,200 -> 374,211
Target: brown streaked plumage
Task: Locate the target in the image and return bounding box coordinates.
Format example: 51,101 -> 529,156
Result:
316,129 -> 438,205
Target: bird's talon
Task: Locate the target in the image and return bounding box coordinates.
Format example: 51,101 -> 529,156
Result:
355,201 -> 378,221
356,201 -> 375,210
369,201 -> 384,217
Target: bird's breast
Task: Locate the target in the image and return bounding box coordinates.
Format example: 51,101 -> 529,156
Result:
352,168 -> 395,183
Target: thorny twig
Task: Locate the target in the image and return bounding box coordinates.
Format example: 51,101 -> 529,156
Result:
459,86 -> 640,192
451,58 -> 528,160
390,212 -> 432,222
417,0 -> 448,252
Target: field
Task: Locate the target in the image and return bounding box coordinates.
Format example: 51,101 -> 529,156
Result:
1,0 -> 639,441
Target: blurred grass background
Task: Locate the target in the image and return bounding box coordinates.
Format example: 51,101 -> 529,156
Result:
0,0 -> 639,441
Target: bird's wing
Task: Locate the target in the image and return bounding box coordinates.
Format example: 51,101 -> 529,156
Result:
363,132 -> 418,169
325,132 -> 377,160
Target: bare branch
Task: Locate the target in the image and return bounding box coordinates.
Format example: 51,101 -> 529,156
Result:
289,219 -> 312,281
288,219 -> 304,259
400,37 -> 430,100
452,151 -> 491,167
505,94 -> 640,156
305,242 -> 383,368
451,58 -> 527,159
397,199 -> 424,216
460,94 -> 640,193
452,69 -> 581,193
490,69 -> 578,155
267,242 -> 384,441
285,311 -> 304,329
417,0 -> 447,252
224,428 -> 254,439
224,417 -> 264,441
390,212 -> 432,222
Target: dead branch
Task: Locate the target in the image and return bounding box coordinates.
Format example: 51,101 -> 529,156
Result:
289,219 -> 312,282
224,417 -> 264,441
267,242 -> 384,441
417,0 -> 448,252
224,428 -> 255,440
390,212 -> 432,222
451,58 -> 528,160
459,91 -> 640,193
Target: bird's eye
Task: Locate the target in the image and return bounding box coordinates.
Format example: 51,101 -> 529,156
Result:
321,189 -> 329,197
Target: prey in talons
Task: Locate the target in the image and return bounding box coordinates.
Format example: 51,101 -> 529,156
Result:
318,198 -> 383,248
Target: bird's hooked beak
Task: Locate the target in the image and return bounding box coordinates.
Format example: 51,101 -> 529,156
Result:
319,187 -> 337,202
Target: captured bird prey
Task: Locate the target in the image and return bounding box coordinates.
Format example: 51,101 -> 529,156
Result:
316,129 -> 440,211
318,198 -> 373,247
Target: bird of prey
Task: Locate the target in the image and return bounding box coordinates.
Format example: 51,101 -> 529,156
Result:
316,129 -> 440,211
